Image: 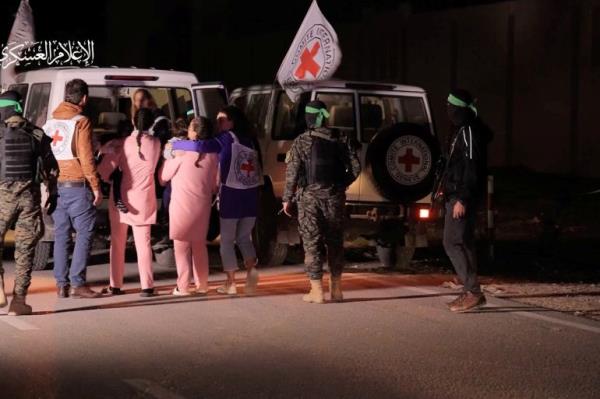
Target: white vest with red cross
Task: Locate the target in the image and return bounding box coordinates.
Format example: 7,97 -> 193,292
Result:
42,115 -> 84,161
224,131 -> 262,190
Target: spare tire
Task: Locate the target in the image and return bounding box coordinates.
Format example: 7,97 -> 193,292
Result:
366,123 -> 440,203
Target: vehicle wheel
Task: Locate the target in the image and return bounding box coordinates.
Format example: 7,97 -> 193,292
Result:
254,177 -> 289,266
33,241 -> 52,271
366,123 -> 441,203
154,247 -> 176,268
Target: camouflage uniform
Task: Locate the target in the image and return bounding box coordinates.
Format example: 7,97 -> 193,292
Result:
0,115 -> 57,296
283,128 -> 361,280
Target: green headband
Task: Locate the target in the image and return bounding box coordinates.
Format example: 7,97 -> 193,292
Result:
0,99 -> 23,114
447,94 -> 477,116
305,106 -> 330,128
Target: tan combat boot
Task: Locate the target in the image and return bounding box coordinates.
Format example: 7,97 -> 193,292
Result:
302,279 -> 324,304
330,275 -> 343,303
8,295 -> 32,316
0,274 -> 7,308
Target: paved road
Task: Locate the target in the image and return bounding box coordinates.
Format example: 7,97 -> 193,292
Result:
0,256 -> 599,399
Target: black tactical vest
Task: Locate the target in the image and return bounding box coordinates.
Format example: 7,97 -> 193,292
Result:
306,133 -> 346,186
0,125 -> 36,181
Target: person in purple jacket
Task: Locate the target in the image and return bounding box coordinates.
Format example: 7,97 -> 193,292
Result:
172,105 -> 261,295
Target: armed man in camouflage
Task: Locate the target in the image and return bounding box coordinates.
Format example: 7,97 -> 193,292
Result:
0,91 -> 57,315
282,100 -> 361,304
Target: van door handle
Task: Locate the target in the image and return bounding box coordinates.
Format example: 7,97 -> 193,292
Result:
277,153 -> 286,162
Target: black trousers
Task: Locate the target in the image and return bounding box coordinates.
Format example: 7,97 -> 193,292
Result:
443,199 -> 481,294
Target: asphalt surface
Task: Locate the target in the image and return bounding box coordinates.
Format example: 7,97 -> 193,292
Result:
1,254 -> 599,399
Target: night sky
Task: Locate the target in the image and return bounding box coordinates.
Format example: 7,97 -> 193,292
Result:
1,0 -> 507,75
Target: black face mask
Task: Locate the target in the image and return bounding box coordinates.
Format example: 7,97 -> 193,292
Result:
447,104 -> 470,127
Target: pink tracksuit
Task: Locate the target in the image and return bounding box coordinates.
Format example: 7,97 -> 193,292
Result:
98,132 -> 161,290
159,151 -> 219,293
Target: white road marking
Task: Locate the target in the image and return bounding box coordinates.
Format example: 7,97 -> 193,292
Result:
0,317 -> 39,331
514,311 -> 600,335
124,379 -> 186,399
403,286 -> 600,335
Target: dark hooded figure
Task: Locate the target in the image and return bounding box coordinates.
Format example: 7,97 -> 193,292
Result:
282,100 -> 361,304
442,89 -> 493,313
0,90 -> 57,315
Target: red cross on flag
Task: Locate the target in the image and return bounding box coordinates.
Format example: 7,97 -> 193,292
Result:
276,0 -> 342,102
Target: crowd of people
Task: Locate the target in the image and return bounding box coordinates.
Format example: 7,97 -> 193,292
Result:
0,78 -> 490,316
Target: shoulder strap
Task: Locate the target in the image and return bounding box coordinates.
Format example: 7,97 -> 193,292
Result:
309,129 -> 338,142
228,131 -> 239,144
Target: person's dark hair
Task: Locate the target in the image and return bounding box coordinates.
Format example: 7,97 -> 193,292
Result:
219,105 -> 254,139
117,120 -> 134,138
173,117 -> 189,139
134,108 -> 155,159
193,116 -> 213,140
191,116 -> 214,167
64,79 -> 89,105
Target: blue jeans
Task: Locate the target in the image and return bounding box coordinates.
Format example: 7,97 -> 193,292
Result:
52,186 -> 96,288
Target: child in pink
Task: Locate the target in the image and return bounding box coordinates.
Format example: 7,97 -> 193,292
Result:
98,109 -> 162,297
159,117 -> 219,295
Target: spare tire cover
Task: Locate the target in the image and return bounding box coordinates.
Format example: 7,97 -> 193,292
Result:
366,123 -> 440,203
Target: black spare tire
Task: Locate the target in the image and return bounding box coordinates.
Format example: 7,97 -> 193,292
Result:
366,123 -> 440,203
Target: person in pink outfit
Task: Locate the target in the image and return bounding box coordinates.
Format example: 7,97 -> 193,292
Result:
159,117 -> 218,296
98,108 -> 162,297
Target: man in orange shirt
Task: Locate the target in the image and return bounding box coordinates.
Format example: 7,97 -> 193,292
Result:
44,79 -> 102,298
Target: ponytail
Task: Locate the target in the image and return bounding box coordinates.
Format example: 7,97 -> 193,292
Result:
137,111 -> 144,160
133,108 -> 155,160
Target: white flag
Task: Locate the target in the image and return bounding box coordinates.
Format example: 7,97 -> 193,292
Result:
276,0 -> 342,102
1,0 -> 36,91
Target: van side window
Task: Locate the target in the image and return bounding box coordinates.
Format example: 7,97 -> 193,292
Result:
7,84 -> 29,105
246,93 -> 270,138
173,89 -> 193,119
272,91 -> 310,140
359,95 -> 428,142
314,92 -> 356,134
25,83 -> 51,127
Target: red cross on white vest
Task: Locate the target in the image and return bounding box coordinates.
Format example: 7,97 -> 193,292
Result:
240,160 -> 255,177
52,130 -> 64,146
398,148 -> 421,173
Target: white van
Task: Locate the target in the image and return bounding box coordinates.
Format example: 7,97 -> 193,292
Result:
231,81 -> 441,268
7,67 -> 228,269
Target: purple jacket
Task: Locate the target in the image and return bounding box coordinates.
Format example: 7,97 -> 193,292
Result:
173,132 -> 259,219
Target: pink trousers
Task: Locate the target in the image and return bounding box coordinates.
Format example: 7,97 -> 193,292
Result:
110,217 -> 154,290
173,240 -> 209,293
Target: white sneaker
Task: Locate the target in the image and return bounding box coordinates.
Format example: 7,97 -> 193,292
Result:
216,283 -> 237,295
195,287 -> 208,295
245,268 -> 259,294
172,287 -> 192,296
